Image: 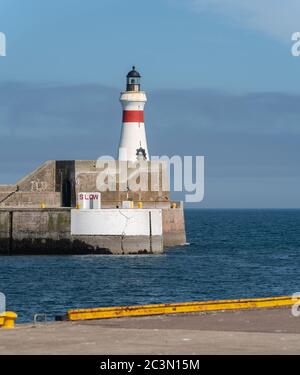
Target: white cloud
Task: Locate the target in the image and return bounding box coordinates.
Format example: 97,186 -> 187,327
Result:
189,0 -> 300,41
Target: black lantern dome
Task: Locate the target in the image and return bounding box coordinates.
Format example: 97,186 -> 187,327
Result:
127,66 -> 141,78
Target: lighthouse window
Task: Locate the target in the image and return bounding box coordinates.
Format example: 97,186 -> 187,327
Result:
129,78 -> 140,84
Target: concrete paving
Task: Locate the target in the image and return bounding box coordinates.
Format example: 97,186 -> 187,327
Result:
1,307 -> 300,354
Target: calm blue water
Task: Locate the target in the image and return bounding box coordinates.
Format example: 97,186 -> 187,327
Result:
1,209 -> 300,323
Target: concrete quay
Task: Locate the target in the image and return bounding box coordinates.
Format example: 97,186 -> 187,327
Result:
0,307 -> 300,354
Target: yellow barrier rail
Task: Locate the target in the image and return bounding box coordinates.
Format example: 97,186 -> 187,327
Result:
0,311 -> 17,329
67,295 -> 297,321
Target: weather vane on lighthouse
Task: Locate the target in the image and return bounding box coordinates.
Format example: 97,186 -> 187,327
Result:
118,66 -> 149,162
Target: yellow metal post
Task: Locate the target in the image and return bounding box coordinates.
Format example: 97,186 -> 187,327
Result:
0,312 -> 17,329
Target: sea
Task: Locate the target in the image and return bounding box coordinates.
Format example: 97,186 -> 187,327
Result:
0,209 -> 300,323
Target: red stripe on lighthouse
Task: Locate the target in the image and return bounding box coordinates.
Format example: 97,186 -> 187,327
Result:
122,110 -> 144,123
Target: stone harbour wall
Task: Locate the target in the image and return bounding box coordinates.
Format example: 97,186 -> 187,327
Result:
0,208 -> 186,255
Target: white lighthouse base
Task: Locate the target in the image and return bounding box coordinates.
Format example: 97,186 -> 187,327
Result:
70,209 -> 163,253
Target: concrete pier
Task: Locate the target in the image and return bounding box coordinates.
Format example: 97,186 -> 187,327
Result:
0,207 -> 185,255
0,307 -> 299,354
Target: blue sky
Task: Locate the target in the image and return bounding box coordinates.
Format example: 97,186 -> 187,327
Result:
0,0 -> 299,208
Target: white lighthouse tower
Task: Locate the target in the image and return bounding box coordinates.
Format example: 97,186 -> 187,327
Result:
118,67 -> 149,161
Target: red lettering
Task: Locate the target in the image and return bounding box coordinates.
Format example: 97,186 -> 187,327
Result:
80,193 -> 99,200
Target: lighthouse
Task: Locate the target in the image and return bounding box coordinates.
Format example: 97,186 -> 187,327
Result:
118,67 -> 149,162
